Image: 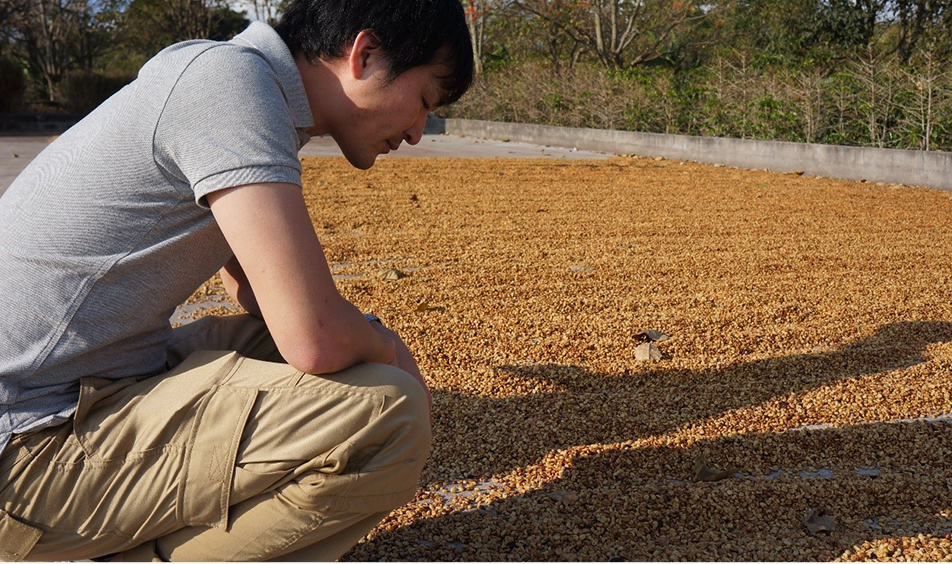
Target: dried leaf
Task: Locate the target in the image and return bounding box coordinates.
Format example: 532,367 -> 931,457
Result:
635,329 -> 670,342
415,302 -> 445,313
803,509 -> 836,534
378,268 -> 409,280
693,455 -> 739,482
634,342 -> 662,362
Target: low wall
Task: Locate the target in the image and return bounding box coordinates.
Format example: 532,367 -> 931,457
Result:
434,117 -> 952,192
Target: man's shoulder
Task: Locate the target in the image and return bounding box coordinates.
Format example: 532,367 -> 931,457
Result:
141,38 -> 275,85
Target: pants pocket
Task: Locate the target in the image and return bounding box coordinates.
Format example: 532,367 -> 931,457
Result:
181,384 -> 258,529
0,509 -> 42,561
72,351 -> 243,462
70,351 -> 258,534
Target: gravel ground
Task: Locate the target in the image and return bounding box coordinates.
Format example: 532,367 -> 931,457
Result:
183,155 -> 952,561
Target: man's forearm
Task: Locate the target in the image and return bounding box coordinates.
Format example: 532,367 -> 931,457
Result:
220,256 -> 262,318
208,184 -> 399,374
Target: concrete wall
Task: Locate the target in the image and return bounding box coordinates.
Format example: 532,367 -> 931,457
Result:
433,117 -> 952,191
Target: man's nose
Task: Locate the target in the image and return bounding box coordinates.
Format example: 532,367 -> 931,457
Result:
403,111 -> 428,146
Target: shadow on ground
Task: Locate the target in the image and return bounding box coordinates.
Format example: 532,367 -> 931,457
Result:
343,320 -> 952,561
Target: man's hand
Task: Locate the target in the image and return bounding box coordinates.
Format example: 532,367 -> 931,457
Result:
207,183 -> 397,374
370,321 -> 432,411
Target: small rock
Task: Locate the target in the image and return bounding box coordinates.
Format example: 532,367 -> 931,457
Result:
414,302 -> 445,312
378,268 -> 409,280
693,455 -> 739,482
803,508 -> 836,534
546,490 -> 579,504
635,342 -> 662,361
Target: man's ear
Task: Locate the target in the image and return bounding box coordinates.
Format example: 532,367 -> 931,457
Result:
348,29 -> 383,79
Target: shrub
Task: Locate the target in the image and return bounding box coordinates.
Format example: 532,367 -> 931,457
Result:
56,71 -> 135,116
446,56 -> 952,151
0,58 -> 27,113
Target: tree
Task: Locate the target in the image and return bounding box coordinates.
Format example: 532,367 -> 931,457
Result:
118,0 -> 247,66
0,0 -> 30,58
242,0 -> 281,26
501,0 -> 581,70
512,0 -> 710,69
851,46 -> 900,147
8,0 -> 117,101
463,0 -> 490,74
900,49 -> 946,149
892,0 -> 952,62
816,0 -> 886,53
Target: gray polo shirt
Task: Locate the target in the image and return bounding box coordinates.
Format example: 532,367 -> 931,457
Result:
0,22 -> 313,454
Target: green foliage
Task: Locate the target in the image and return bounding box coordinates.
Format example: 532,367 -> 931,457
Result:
449,50 -> 952,151
2,0 -> 247,110
0,57 -> 26,113
3,0 -> 952,151
116,0 -> 248,68
483,43 -> 510,73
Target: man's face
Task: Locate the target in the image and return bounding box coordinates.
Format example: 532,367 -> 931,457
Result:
302,32 -> 452,170
331,61 -> 448,170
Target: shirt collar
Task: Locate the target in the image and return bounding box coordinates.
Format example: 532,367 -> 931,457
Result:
231,22 -> 314,138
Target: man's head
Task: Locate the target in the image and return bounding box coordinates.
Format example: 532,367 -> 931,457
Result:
276,0 -> 474,169
276,0 -> 473,106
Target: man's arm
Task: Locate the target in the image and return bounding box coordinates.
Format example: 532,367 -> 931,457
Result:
220,255 -> 262,318
207,182 -> 396,374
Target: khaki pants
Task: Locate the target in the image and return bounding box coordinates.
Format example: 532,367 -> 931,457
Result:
0,315 -> 431,561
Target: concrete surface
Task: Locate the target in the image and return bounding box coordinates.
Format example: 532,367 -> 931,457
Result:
0,135 -> 55,198
0,132 -> 611,198
300,132 -> 611,160
441,118 -> 952,192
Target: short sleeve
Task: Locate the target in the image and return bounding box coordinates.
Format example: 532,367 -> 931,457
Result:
153,45 -> 303,207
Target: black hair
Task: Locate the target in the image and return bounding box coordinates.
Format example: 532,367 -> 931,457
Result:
275,0 -> 474,105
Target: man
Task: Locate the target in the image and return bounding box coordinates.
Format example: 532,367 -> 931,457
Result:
0,0 -> 473,560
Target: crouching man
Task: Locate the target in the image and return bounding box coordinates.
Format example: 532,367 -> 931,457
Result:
0,0 -> 473,560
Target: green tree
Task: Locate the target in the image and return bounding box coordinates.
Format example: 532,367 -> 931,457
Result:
892,0 -> 952,61
7,0 -> 118,102
114,0 -> 247,70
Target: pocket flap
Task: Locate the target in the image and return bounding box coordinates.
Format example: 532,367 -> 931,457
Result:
182,385 -> 258,529
0,510 -> 42,561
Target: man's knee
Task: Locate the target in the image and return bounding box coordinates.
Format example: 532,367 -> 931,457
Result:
343,363 -> 430,458
339,363 -> 430,431
350,363 -> 432,474
279,363 -> 432,515
375,362 -> 428,407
